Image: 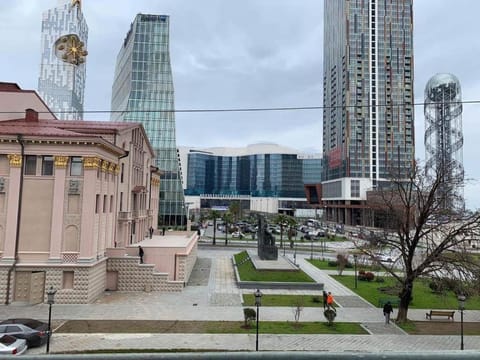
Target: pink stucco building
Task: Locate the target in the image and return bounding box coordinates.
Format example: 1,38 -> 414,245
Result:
0,83 -> 197,304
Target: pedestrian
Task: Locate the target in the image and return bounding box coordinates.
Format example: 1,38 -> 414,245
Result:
326,291 -> 335,311
162,227 -> 166,236
322,290 -> 328,309
383,301 -> 394,324
149,226 -> 154,239
138,245 -> 144,264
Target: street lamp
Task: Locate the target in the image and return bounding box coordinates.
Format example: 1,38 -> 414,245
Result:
254,289 -> 262,351
46,286 -> 57,354
353,254 -> 358,289
310,239 -> 314,260
458,294 -> 466,350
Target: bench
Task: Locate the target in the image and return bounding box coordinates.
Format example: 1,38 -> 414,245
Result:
378,298 -> 400,308
425,310 -> 455,320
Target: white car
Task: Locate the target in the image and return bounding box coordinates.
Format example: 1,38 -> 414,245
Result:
0,335 -> 27,356
374,253 -> 393,263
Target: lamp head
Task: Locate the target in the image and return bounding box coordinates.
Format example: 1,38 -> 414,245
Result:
254,289 -> 262,306
46,286 -> 57,305
458,294 -> 466,309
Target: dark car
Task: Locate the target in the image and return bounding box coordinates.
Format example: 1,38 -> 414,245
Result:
0,319 -> 48,347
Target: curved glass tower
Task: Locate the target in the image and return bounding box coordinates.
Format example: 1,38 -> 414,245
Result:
38,0 -> 88,120
111,14 -> 185,226
424,73 -> 464,210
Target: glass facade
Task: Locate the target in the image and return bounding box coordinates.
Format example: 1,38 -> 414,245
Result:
322,0 -> 414,187
38,0 -> 88,120
186,151 -> 321,198
111,14 -> 185,226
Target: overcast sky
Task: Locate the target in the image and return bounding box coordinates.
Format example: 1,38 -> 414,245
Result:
1,0 -> 480,208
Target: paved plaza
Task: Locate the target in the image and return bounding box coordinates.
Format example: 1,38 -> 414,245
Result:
1,246 -> 479,354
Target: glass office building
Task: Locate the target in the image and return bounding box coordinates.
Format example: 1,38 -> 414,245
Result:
111,14 -> 185,226
322,0 -> 415,224
184,146 -> 322,198
38,0 -> 88,120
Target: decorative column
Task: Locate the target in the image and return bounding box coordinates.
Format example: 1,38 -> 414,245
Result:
78,157 -> 100,262
2,154 -> 22,262
48,156 -> 68,262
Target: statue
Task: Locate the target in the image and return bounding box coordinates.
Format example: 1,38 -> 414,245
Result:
257,214 -> 278,260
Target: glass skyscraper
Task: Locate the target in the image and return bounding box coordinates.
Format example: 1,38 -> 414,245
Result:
38,0 -> 88,120
322,0 -> 415,224
111,14 -> 185,226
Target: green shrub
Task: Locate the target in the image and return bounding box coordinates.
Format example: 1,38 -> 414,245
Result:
243,308 -> 256,328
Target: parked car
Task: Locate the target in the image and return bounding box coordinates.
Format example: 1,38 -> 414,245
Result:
373,253 -> 393,263
0,335 -> 27,356
232,231 -> 244,238
0,319 -> 48,347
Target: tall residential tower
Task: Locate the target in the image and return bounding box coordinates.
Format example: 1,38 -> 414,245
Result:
38,0 -> 88,120
111,14 -> 185,226
322,0 -> 415,225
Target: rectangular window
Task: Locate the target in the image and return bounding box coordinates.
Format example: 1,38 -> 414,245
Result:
110,195 -> 114,213
70,157 -> 83,176
42,156 -> 54,176
103,195 -> 107,213
24,155 -> 37,175
95,194 -> 100,214
120,192 -> 123,211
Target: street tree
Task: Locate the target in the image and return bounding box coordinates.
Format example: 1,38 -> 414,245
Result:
222,211 -> 234,246
273,214 -> 296,249
208,209 -> 221,246
229,201 -> 241,222
355,160 -> 480,323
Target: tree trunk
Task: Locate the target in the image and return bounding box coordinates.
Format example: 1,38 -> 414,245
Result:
396,280 -> 413,323
213,219 -> 216,245
280,225 -> 284,248
225,220 -> 228,246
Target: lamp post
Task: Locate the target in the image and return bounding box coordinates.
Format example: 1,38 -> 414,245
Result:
458,294 -> 466,350
46,286 -> 57,354
293,243 -> 297,265
310,239 -> 314,260
353,254 -> 358,289
254,289 -> 262,351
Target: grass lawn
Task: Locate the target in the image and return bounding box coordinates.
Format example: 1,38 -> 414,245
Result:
56,320 -> 367,335
332,275 -> 480,310
234,251 -> 315,282
243,293 -> 325,307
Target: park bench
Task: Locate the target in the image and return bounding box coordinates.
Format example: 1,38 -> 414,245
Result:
378,298 -> 400,308
425,310 -> 455,320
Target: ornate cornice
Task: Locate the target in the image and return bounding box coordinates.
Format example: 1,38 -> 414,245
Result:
54,156 -> 69,168
151,177 -> 160,186
108,163 -> 117,174
7,154 -> 22,167
101,160 -> 109,172
83,157 -> 101,169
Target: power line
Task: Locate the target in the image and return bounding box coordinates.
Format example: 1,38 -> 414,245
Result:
2,100 -> 480,115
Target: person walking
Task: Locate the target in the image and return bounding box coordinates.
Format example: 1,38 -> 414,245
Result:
322,290 -> 328,310
383,301 -> 394,324
138,245 -> 144,264
149,226 -> 154,239
326,291 -> 335,311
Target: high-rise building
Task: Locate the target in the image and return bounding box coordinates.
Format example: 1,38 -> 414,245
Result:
321,0 -> 415,225
111,14 -> 185,226
38,0 -> 88,120
424,73 -> 464,210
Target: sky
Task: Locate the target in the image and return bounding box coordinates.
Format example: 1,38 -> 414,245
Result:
1,0 -> 480,208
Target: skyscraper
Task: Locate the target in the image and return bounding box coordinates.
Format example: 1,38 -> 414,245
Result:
111,14 -> 185,226
322,0 -> 415,225
38,0 -> 88,120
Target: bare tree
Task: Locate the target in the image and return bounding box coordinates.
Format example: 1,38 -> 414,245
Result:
356,160 -> 480,323
336,252 -> 349,276
292,297 -> 304,324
